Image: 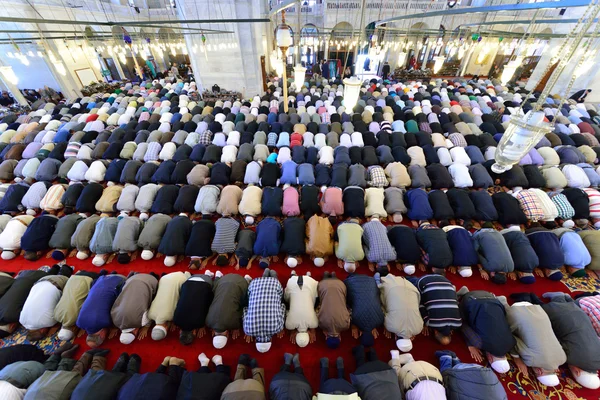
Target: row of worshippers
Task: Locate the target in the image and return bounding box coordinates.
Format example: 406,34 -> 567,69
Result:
4,144 -> 600,219
0,343 -> 509,400
2,75 -> 597,148
2,173 -> 600,278
1,109 -> 599,185
0,263 -> 599,390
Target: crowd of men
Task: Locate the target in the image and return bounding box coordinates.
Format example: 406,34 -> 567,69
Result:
0,74 -> 598,398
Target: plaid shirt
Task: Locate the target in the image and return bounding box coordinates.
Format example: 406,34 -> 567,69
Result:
243,277 -> 285,342
548,192 -> 576,220
514,190 -> 544,222
448,133 -> 468,148
198,130 -> 213,146
143,142 -> 161,162
462,324 -> 483,348
579,295 -> 600,337
367,165 -> 389,188
267,132 -> 278,147
362,219 -> 396,264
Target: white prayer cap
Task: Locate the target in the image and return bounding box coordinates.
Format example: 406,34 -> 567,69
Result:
537,374 -> 559,387
574,370 -> 600,389
396,339 -> 412,352
287,258 -> 298,268
491,359 -> 510,374
296,332 -> 309,347
256,342 -> 272,353
344,262 -> 356,273
120,332 -> 135,344
92,255 -> 106,267
403,265 -> 416,275
459,266 -> 473,278
58,328 -> 74,341
76,251 -> 89,260
245,216 -> 255,225
314,257 -> 325,267
141,250 -> 154,260
164,256 -> 176,267
213,335 -> 228,349
151,325 -> 168,340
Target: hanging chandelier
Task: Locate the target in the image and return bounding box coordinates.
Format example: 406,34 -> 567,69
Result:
492,1 -> 600,174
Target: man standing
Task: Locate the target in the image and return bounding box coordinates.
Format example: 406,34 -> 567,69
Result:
570,89 -> 592,103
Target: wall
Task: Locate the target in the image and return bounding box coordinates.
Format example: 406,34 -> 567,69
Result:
463,40 -> 498,76
0,45 -> 60,91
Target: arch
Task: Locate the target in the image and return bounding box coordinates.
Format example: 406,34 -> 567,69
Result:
411,22 -> 428,30
330,21 -> 353,39
301,23 -> 319,37
512,27 -> 525,34
301,23 -> 318,47
158,27 -> 181,42
539,27 -> 553,35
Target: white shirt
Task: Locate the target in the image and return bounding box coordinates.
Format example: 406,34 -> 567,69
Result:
159,142 -> 177,161
437,148 -> 453,166
351,132 -> 365,147
302,132 -> 315,148
221,145 -> 238,163
277,147 -> 292,164
284,275 -> 318,332
448,163 -> 473,188
318,146 -> 334,165
19,279 -> 62,330
314,133 -> 327,150
67,160 -> 90,182
84,160 -> 107,183
339,134 -> 352,147
212,132 -> 227,147
449,146 -> 471,166
562,164 -> 590,188
226,131 -> 240,146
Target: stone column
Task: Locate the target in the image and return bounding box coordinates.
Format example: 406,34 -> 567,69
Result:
0,66 -> 29,105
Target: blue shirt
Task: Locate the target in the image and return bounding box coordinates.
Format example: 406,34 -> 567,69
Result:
253,217 -> 281,257
76,274 -> 125,334
280,161 -> 297,185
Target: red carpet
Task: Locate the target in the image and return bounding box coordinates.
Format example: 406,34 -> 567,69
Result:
0,254 -> 597,400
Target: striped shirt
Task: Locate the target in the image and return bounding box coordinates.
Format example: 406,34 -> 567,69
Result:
411,275 -> 462,335
211,217 -> 240,254
578,295 -> 600,337
40,184 -> 65,210
583,188 -> 600,218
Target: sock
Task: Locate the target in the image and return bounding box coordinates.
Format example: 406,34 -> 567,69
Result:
198,353 -> 209,367
284,353 -> 293,365
292,353 -> 301,369
211,355 -> 223,366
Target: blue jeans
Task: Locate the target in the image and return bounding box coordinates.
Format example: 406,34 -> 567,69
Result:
439,355 -> 461,373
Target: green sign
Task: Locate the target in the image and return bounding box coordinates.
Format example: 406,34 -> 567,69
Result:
101,69 -> 111,77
